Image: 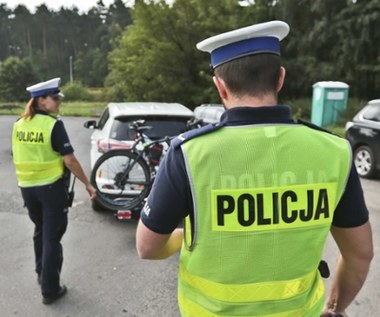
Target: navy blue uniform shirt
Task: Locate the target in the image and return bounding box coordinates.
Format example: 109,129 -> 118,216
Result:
141,105 -> 369,234
35,110 -> 74,156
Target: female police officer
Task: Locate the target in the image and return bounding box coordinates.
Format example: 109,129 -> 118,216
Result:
12,78 -> 96,305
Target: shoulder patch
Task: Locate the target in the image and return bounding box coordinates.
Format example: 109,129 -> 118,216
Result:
172,123 -> 223,149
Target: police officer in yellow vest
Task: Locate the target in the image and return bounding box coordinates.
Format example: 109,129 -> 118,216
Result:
136,21 -> 374,317
12,78 -> 96,305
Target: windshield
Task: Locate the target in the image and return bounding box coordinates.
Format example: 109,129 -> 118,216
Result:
110,116 -> 192,141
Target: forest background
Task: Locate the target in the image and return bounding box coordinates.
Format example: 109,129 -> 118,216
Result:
0,0 -> 379,125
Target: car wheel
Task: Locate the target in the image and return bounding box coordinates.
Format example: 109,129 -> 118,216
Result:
354,145 -> 377,178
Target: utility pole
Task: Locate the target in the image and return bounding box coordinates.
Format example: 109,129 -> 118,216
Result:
69,56 -> 73,82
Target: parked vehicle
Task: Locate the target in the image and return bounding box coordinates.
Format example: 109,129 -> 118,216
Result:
194,103 -> 224,125
345,99 -> 380,178
84,102 -> 194,168
91,120 -> 171,213
84,102 -> 194,212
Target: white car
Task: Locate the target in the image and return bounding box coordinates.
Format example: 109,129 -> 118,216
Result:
84,102 -> 194,168
194,103 -> 224,125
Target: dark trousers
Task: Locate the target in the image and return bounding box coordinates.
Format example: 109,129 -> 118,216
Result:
21,179 -> 68,296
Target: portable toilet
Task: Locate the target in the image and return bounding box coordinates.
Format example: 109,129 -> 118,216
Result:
311,81 -> 349,127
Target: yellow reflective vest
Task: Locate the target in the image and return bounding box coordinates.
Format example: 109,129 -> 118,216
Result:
179,124 -> 352,317
12,114 -> 64,187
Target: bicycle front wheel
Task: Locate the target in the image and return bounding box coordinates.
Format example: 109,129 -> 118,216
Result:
91,150 -> 151,211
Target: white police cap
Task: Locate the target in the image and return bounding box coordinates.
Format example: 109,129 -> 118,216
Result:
197,20 -> 290,69
26,77 -> 64,98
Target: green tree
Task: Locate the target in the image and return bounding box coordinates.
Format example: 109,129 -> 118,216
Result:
106,0 -> 198,104
0,1 -> 129,89
106,0 -> 252,107
0,56 -> 37,101
9,5 -> 34,58
277,0 -> 380,100
0,4 -> 12,60
74,48 -> 108,86
1,0 -> 379,103
334,0 -> 380,99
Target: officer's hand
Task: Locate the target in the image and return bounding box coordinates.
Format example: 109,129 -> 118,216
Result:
86,184 -> 97,200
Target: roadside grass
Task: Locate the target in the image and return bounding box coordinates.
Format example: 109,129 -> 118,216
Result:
0,102 -> 106,117
0,103 -> 23,115
59,102 -> 107,117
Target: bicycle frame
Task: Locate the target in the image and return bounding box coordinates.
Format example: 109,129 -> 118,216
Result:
115,120 -> 171,187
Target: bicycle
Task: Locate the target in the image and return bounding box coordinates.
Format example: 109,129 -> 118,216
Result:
90,119 -> 202,212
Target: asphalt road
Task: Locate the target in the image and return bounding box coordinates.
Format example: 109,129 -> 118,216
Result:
0,115 -> 379,317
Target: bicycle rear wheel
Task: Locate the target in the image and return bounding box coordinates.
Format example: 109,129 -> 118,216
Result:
91,150 -> 151,211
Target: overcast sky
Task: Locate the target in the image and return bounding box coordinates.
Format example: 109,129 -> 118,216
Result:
2,0 -> 134,13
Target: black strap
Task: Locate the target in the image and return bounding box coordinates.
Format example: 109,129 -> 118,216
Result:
70,176 -> 76,192
67,176 -> 76,207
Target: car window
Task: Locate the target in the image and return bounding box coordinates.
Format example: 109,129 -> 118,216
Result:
97,108 -> 110,130
110,116 -> 191,141
362,105 -> 380,122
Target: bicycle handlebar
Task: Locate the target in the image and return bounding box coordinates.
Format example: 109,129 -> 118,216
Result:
186,118 -> 203,129
129,120 -> 152,133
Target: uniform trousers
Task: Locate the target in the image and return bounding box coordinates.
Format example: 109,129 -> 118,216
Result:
21,178 -> 68,296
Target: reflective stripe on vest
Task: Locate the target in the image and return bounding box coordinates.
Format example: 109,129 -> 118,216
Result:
180,265 -> 318,302
178,277 -> 325,317
15,161 -> 63,180
12,115 -> 64,187
179,124 -> 351,317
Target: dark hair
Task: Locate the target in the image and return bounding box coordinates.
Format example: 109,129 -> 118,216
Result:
214,54 -> 281,98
